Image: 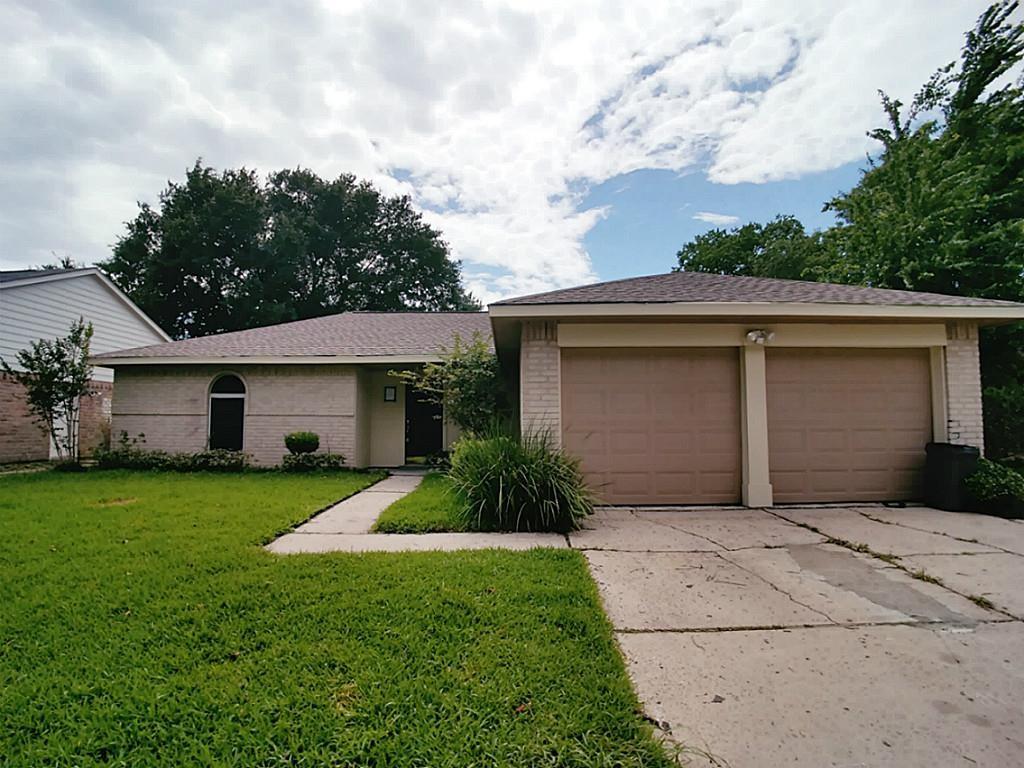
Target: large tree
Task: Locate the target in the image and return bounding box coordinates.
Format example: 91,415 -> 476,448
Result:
675,215 -> 829,282
675,1 -> 1024,458
102,162 -> 479,338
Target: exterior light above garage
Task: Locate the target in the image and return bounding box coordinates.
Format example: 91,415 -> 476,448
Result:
746,329 -> 775,345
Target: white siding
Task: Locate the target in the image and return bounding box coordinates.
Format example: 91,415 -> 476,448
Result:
0,273 -> 166,382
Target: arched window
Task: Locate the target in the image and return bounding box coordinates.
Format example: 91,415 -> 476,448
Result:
209,374 -> 245,451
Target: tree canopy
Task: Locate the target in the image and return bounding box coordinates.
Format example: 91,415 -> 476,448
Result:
675,1 -> 1024,459
102,163 -> 480,339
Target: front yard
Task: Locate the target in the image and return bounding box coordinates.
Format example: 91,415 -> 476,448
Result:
0,470 -> 670,766
372,472 -> 465,533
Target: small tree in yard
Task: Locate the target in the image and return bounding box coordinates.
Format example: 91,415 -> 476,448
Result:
393,332 -> 505,435
1,319 -> 95,464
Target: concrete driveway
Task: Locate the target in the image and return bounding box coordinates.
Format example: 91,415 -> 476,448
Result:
571,505 -> 1024,767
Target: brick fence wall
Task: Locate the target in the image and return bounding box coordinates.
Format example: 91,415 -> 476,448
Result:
80,380 -> 113,457
0,374 -> 49,462
0,375 -> 115,462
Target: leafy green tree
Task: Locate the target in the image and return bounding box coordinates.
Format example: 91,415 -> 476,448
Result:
675,215 -> 829,281
102,162 -> 479,339
824,1 -> 1024,299
675,2 -> 1024,458
393,332 -> 506,435
1,319 -> 95,464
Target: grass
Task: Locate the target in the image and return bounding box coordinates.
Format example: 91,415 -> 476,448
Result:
372,472 -> 466,533
0,470 -> 671,767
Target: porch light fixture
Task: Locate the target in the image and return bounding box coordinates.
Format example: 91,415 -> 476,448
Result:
745,329 -> 775,345
384,385 -> 397,402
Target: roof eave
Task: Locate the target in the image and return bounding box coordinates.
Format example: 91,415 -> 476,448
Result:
487,301 -> 1024,322
90,354 -> 447,366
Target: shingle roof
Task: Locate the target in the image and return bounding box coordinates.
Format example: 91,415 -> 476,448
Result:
94,312 -> 492,360
0,267 -> 92,284
493,271 -> 1023,307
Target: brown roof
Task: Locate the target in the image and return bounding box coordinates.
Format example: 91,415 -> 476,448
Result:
493,271 -> 1023,307
94,312 -> 492,360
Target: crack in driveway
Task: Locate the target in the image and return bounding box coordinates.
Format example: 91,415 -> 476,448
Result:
712,549 -> 839,626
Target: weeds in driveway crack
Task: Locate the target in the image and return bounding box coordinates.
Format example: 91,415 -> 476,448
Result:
910,568 -> 944,586
968,594 -> 996,610
856,510 -> 1020,557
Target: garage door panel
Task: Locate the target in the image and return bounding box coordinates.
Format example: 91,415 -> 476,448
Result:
562,347 -> 741,505
611,430 -> 650,455
655,473 -> 697,496
652,432 -> 693,455
767,348 -> 931,503
610,394 -> 648,416
808,429 -> 849,453
572,392 -> 606,416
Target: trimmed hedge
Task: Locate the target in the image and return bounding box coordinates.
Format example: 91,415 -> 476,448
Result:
280,453 -> 345,472
94,433 -> 250,472
284,431 -> 320,455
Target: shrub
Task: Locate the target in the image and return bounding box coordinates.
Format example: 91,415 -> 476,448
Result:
188,450 -> 250,472
447,430 -> 593,533
53,460 -> 87,473
965,458 -> 1024,502
94,432 -> 250,472
93,432 -> 149,469
284,431 -> 320,455
281,452 -> 345,472
983,383 -> 1024,463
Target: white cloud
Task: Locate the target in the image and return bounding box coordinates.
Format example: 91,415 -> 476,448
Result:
0,0 -> 996,301
693,211 -> 741,226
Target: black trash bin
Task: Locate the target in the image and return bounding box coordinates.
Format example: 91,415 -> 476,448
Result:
924,442 -> 980,511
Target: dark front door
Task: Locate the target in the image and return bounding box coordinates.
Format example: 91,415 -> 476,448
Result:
405,388 -> 443,460
209,398 -> 244,451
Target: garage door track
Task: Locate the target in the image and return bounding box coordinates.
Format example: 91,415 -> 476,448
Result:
572,505 -> 1024,767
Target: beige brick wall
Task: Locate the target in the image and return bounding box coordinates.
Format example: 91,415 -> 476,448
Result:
112,364 -> 358,466
519,321 -> 561,445
945,322 -> 985,453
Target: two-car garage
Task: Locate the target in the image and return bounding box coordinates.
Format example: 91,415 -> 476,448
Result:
493,270 -> 1015,508
561,345 -> 934,506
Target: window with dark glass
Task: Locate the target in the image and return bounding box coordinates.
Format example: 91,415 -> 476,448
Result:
209,375 -> 245,451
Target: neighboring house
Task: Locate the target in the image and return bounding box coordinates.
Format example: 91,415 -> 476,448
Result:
95,271 -> 1024,507
0,268 -> 170,462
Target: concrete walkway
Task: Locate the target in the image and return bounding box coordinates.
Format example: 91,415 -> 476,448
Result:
266,473 -> 566,553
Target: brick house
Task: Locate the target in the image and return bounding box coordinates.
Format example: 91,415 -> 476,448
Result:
0,268 -> 170,462
95,271 -> 1024,506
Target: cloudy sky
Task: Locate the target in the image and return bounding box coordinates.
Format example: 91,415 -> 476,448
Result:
0,0 -> 995,302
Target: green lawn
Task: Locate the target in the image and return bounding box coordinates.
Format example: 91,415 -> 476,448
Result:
0,470 -> 671,767
372,472 -> 466,533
